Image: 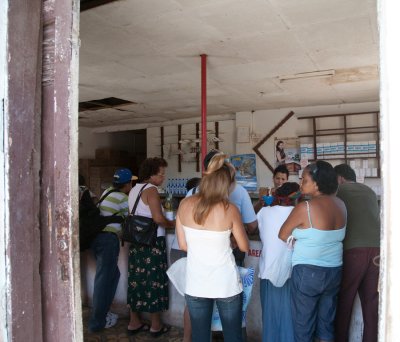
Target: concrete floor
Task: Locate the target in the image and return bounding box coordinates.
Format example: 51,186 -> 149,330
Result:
82,306 -> 184,341
82,306 -> 257,341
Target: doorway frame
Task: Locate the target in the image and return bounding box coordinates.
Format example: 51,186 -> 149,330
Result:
1,0 -> 400,340
1,0 -> 82,340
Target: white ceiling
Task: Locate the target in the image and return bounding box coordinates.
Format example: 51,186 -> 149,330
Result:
79,0 -> 379,128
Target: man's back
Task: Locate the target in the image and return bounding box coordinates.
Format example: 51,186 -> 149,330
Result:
229,184 -> 257,224
336,182 -> 380,250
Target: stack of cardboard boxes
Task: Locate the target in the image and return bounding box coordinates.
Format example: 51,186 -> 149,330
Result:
79,148 -> 136,198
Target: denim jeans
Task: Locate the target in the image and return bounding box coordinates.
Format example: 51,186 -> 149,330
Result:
185,292 -> 243,342
88,232 -> 120,332
290,264 -> 342,342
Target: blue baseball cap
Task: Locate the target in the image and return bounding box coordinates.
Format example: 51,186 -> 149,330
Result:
113,168 -> 137,184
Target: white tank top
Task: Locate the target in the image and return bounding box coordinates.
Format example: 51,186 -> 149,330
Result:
183,226 -> 242,298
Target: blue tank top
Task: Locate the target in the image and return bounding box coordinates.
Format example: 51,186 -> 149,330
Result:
292,201 -> 346,267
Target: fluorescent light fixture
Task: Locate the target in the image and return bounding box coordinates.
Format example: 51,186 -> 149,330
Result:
278,69 -> 335,82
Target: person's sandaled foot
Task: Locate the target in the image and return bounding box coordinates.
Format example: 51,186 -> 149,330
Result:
149,325 -> 171,338
127,323 -> 150,335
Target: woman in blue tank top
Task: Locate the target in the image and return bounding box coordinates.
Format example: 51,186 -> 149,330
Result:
279,161 -> 347,342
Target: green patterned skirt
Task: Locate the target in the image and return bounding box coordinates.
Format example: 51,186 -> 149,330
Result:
127,237 -> 169,313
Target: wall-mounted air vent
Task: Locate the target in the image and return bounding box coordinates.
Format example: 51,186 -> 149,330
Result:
79,97 -> 136,112
80,0 -> 120,12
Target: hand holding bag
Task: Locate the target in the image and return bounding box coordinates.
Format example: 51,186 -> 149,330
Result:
121,184 -> 158,246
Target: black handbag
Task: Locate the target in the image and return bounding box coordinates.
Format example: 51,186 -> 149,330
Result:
121,184 -> 158,246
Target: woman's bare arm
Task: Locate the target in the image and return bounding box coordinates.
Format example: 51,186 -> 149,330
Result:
278,202 -> 306,242
175,205 -> 187,251
145,187 -> 175,228
230,205 -> 250,252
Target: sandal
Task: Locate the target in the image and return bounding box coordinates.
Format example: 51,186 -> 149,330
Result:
149,325 -> 171,338
127,323 -> 150,335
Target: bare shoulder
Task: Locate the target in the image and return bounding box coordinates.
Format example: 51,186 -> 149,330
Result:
227,202 -> 240,216
142,186 -> 159,202
287,201 -> 309,222
179,195 -> 196,210
293,200 -> 307,214
332,195 -> 346,211
144,186 -> 159,196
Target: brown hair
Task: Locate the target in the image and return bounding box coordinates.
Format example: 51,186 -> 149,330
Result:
138,157 -> 168,182
193,154 -> 235,225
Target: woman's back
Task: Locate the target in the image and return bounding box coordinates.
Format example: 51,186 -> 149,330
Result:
178,195 -> 236,231
299,195 -> 346,231
257,205 -> 294,279
292,198 -> 346,267
176,188 -> 248,297
183,226 -> 242,297
174,153 -> 248,342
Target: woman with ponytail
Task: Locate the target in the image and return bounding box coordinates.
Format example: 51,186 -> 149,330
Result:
175,153 -> 249,342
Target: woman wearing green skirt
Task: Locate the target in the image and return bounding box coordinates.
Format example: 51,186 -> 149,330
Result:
127,157 -> 175,337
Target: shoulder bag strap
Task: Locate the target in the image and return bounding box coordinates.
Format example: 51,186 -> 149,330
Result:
96,188 -> 119,206
129,183 -> 149,215
305,200 -> 313,228
97,189 -> 123,217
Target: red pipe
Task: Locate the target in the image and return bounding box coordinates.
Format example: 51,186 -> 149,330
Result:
201,54 -> 207,172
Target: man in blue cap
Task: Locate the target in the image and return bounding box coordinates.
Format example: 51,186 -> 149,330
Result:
89,168 -> 137,332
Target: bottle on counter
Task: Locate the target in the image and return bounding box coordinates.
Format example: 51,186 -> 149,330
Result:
164,193 -> 175,220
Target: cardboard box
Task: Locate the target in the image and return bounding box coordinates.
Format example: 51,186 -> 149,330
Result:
316,143 -> 323,158
95,148 -> 130,162
369,141 -> 376,157
337,142 -> 345,156
78,158 -> 94,185
95,148 -> 114,160
346,142 -> 355,155
307,144 -> 314,160
300,144 -> 308,159
89,166 -> 117,178
323,143 -> 331,159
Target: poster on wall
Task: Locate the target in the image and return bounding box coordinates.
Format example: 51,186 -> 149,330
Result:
230,153 -> 257,191
274,137 -> 301,174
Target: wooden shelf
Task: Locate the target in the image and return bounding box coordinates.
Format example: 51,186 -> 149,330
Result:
299,112 -> 380,178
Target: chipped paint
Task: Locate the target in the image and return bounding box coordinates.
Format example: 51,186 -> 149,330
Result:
1,1 -> 9,340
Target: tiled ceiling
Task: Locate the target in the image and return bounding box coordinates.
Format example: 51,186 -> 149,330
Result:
79,0 -> 379,128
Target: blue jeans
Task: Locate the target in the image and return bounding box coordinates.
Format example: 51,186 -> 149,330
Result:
88,232 -> 120,332
290,264 -> 342,342
185,293 -> 243,342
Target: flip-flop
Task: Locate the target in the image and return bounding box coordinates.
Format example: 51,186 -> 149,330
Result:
127,323 -> 150,335
149,325 -> 171,338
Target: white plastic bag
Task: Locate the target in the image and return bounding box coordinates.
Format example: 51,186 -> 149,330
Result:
267,236 -> 294,287
166,257 -> 187,296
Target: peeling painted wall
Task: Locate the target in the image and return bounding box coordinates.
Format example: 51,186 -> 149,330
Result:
0,0 -> 9,340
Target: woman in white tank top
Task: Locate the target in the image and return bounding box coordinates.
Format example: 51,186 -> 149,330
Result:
175,153 -> 249,342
